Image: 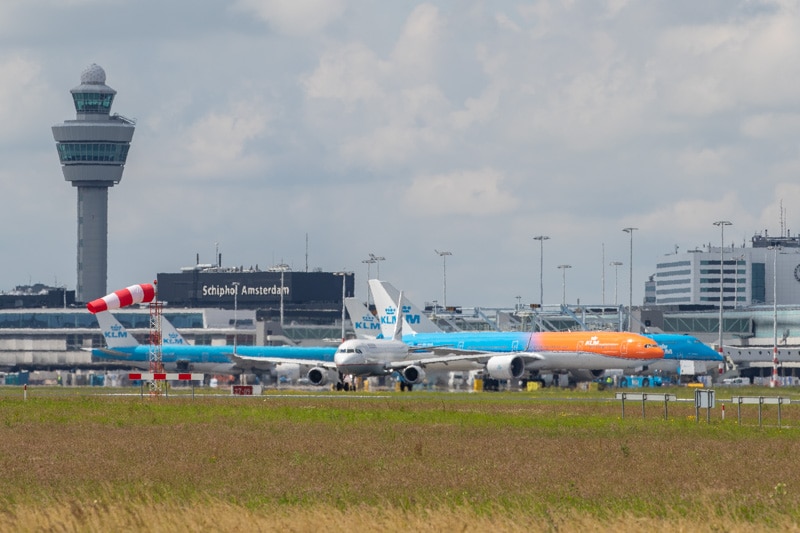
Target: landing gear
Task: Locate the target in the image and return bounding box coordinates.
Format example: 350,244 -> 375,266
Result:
399,381 -> 414,392
335,373 -> 356,392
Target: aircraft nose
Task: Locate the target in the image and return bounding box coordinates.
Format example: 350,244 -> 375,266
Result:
335,351 -> 355,366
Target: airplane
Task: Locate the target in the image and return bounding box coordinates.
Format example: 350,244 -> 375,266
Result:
368,280 -> 664,381
641,333 -> 724,375
92,311 -> 337,378
231,292 -> 478,391
371,280 -> 722,381
231,289 -> 664,391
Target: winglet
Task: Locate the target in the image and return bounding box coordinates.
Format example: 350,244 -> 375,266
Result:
392,291 -> 404,342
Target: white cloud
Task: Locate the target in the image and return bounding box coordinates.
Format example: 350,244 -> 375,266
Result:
741,112 -> 800,140
232,0 -> 345,35
302,42 -> 386,104
0,56 -> 52,142
676,147 -> 733,177
159,99 -> 271,180
403,168 -> 518,216
391,4 -> 443,77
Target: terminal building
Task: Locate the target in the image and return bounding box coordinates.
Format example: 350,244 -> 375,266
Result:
0,266 -> 354,370
651,231 -> 800,308
641,231 -> 800,351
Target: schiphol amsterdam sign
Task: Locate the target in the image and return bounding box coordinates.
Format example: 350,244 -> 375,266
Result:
201,284 -> 289,298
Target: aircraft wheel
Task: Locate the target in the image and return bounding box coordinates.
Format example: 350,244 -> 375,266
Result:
399,382 -> 406,392
407,383 -> 413,392
336,382 -> 343,391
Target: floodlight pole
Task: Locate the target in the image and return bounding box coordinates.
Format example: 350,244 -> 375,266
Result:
533,236 -> 549,309
713,220 -> 732,352
622,227 -> 637,331
435,250 -> 452,308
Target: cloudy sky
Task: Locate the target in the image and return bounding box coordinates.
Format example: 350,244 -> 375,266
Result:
2,0 -> 800,308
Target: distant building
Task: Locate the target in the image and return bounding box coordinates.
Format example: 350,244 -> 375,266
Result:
652,231 -> 800,308
0,285 -> 75,309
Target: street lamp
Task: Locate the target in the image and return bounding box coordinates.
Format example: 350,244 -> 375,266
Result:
713,220 -> 732,352
533,236 -> 549,309
557,264 -> 571,307
362,257 -> 376,305
622,227 -> 637,331
231,281 -> 240,354
771,246 -> 780,388
435,250 -> 452,308
334,271 -> 351,343
369,253 -> 385,279
272,263 -> 290,328
610,261 -> 623,306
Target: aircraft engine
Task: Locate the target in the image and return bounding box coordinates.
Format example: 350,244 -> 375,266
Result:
485,354 -> 525,380
401,365 -> 426,385
307,367 -> 331,386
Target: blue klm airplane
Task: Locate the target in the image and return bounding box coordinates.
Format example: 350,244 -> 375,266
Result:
92,311 -> 338,381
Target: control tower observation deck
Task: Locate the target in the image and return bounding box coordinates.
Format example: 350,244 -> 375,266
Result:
52,64 -> 135,303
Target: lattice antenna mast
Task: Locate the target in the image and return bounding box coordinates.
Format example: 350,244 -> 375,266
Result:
148,280 -> 164,395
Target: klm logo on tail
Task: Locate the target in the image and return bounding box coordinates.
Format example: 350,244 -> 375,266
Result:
380,305 -> 421,325
354,314 -> 381,332
164,333 -> 185,345
105,324 -> 128,339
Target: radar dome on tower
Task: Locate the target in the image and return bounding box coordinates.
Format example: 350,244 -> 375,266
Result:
80,63 -> 107,85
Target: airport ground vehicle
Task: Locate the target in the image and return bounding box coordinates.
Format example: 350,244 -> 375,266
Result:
617,375 -> 665,388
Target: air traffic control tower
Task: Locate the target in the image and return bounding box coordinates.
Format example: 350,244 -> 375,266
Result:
52,64 -> 135,303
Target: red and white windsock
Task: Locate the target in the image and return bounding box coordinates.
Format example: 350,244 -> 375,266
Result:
87,283 -> 156,314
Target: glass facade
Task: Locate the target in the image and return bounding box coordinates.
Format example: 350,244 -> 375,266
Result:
0,312 -> 204,329
72,92 -> 114,113
56,142 -> 130,163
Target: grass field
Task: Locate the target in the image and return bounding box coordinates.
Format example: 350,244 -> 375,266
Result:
0,386 -> 799,532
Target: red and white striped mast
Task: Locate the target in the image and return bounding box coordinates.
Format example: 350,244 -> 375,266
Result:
148,281 -> 164,395
87,282 -> 161,394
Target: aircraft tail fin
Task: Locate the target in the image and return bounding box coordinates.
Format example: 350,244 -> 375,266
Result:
162,317 -> 189,345
95,311 -> 140,348
369,279 -> 443,336
344,298 -> 381,339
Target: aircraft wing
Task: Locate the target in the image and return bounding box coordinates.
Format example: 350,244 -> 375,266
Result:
384,351 -> 545,370
228,352 -> 337,370
92,347 -> 138,359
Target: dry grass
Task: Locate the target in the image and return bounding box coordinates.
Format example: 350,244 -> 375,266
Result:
0,389 -> 798,531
